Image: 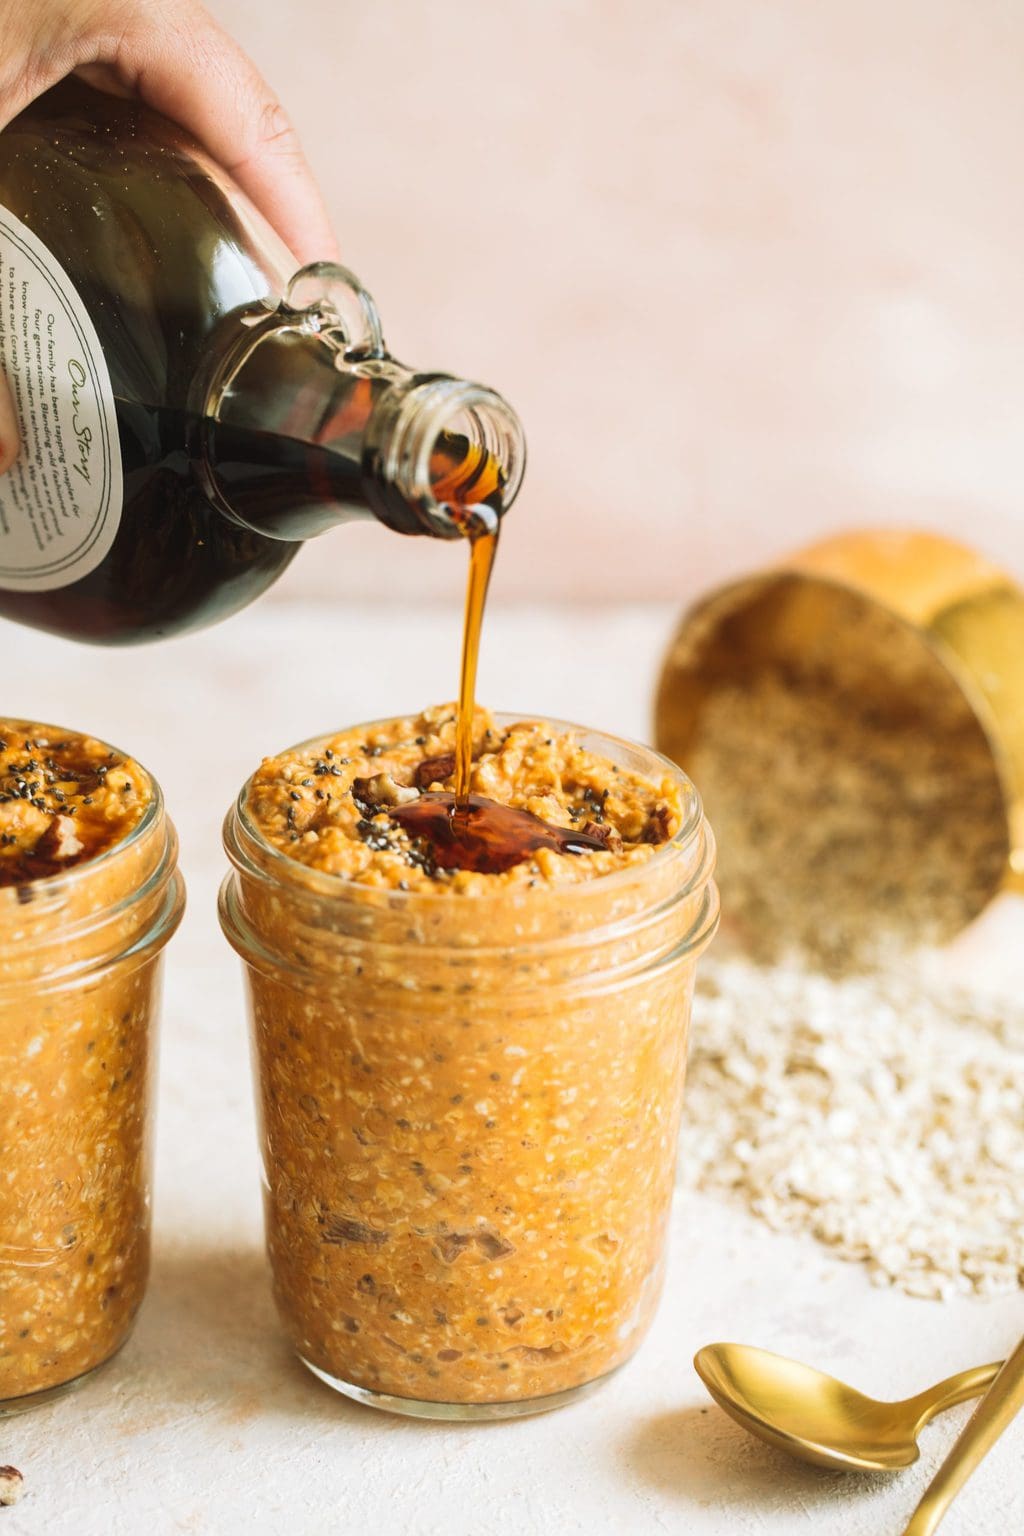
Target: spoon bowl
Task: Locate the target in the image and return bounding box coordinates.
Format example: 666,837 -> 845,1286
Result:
694,1343 -> 1002,1472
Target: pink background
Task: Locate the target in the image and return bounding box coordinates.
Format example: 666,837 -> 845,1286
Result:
208,0 -> 1024,605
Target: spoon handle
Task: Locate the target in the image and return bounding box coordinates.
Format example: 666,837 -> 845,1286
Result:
904,1361 -> 1002,1430
901,1333 -> 1024,1536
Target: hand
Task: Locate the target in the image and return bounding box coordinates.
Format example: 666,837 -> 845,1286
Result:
0,0 -> 338,470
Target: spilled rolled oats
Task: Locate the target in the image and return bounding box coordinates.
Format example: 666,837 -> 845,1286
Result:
676,636 -> 1020,1299
681,959 -> 1024,1299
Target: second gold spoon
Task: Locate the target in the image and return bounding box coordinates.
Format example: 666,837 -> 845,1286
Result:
694,1343 -> 1001,1472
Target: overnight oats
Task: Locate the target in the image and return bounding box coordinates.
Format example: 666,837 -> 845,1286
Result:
0,723 -> 184,1412
220,705 -> 718,1418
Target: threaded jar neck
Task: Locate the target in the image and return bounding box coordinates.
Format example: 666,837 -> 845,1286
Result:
0,788 -> 184,992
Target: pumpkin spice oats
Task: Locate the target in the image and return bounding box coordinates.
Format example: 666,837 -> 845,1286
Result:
221,708 -> 718,1417
0,722 -> 183,1412
244,704 -> 685,891
0,727 -> 150,887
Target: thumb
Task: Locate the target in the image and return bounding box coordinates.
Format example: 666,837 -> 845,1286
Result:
0,370 -> 19,474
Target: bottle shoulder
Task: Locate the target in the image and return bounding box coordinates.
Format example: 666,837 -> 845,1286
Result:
0,83 -> 292,408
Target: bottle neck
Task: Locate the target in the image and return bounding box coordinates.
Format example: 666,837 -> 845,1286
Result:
364,375 -> 524,539
194,264 -> 525,543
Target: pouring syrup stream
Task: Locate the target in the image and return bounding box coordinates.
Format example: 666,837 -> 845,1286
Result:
387,443 -> 608,873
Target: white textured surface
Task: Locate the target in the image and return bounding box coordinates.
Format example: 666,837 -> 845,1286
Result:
1,600 -> 1022,1535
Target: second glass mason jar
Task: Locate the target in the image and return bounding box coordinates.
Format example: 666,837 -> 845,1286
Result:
220,720 -> 718,1419
0,725 -> 184,1414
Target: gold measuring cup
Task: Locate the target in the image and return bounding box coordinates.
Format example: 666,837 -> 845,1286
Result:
655,529 -> 1024,905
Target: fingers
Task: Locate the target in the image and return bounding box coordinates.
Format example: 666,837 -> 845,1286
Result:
0,1 -> 79,131
0,0 -> 336,264
122,10 -> 338,265
0,370 -> 20,474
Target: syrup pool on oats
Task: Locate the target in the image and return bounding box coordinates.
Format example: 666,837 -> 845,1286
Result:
242,706 -> 683,889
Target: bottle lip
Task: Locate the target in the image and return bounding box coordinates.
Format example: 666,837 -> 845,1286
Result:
381,378 -> 527,538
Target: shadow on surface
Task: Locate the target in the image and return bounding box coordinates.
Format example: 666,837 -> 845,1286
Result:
122,1242 -> 368,1431
121,1243 -> 514,1438
621,1404 -> 897,1516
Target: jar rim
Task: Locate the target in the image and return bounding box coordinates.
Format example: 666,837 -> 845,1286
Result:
226,711 -> 707,907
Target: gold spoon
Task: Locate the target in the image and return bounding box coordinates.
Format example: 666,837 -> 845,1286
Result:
694,1343 -> 1001,1472
901,1332 -> 1024,1534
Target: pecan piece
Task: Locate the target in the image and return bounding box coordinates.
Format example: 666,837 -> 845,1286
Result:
0,1467 -> 24,1507
582,820 -> 623,853
414,753 -> 456,789
434,1231 -> 474,1264
322,1215 -> 388,1247
475,1230 -> 516,1260
34,814 -> 83,862
642,804 -> 673,844
352,773 -> 419,809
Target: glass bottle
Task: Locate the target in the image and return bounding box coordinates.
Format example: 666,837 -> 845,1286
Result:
0,82 -> 524,644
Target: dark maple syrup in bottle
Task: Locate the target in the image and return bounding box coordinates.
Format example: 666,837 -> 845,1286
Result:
0,81 -> 524,643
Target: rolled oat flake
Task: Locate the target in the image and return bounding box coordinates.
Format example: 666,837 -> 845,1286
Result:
680,961 -> 1024,1300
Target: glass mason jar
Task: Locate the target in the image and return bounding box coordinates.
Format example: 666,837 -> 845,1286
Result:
0,739 -> 184,1414
220,719 -> 718,1420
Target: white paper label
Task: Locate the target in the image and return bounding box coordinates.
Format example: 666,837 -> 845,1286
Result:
0,205 -> 122,591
